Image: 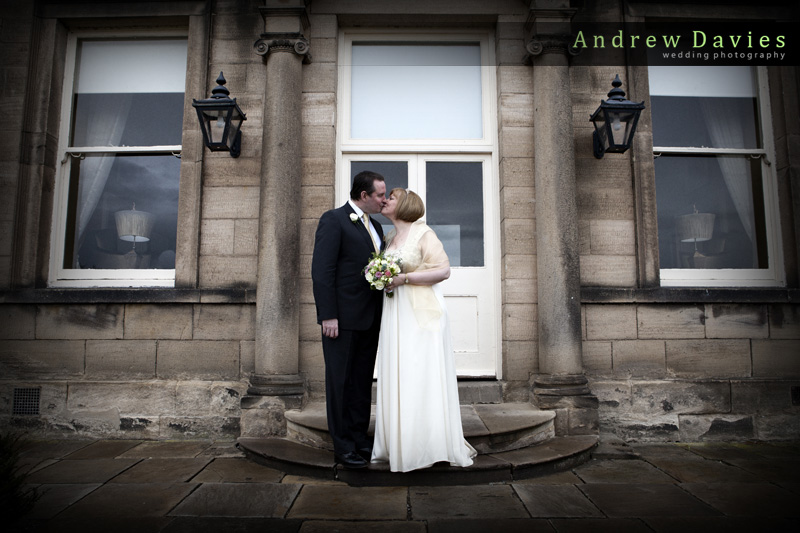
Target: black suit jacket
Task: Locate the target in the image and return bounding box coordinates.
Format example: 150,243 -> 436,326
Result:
311,203 -> 385,331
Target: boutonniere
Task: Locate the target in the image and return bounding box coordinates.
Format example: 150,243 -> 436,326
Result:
349,213 -> 359,224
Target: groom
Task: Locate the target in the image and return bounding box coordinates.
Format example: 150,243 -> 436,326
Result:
311,170 -> 386,468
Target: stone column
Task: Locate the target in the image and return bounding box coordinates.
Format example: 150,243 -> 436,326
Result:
243,2 -> 310,431
526,1 -> 597,436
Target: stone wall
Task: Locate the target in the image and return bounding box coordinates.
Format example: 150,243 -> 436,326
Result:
496,15 -> 538,399
0,302 -> 252,438
583,303 -> 800,440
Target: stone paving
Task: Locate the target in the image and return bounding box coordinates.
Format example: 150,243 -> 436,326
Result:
9,437 -> 800,532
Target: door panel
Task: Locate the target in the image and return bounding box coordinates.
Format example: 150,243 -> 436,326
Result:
345,155 -> 498,376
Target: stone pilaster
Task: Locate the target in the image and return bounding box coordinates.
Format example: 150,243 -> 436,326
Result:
244,2 -> 310,420
527,1 -> 597,435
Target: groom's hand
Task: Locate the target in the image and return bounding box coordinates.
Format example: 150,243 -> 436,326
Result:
322,318 -> 339,339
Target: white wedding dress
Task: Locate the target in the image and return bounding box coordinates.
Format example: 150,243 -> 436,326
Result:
371,220 -> 477,472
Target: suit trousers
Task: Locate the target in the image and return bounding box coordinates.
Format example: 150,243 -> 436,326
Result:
321,322 -> 380,455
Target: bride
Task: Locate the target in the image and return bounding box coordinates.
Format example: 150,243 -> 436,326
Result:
370,188 -> 476,472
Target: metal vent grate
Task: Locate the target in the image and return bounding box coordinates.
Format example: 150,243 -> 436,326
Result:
12,387 -> 41,416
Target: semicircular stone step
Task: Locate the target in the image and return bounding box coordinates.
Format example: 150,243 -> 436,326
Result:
236,434 -> 598,486
285,402 -> 556,454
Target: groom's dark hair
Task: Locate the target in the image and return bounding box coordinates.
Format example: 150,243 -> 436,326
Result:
350,170 -> 385,200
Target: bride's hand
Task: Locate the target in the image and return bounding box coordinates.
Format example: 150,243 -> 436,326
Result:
387,273 -> 405,290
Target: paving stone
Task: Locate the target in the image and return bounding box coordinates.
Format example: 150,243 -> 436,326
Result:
110,458 -> 212,483
550,518 -> 653,532
281,474 -> 345,485
750,442 -> 800,460
287,485 -> 407,520
512,470 -> 584,484
198,441 -> 245,458
709,456 -> 800,484
409,485 -> 530,519
24,483 -> 101,519
643,516 -> 800,532
41,515 -> 175,533
574,459 -> 677,484
19,457 -> 58,475
514,484 -> 603,517
638,454 -> 761,483
680,482 -> 798,517
579,483 -> 720,517
163,517 -> 303,533
427,519 -> 553,533
191,458 -> 284,483
171,482 -> 300,518
19,439 -> 93,459
64,440 -> 142,459
57,482 -> 197,519
683,442 -> 762,462
300,521 -> 427,533
26,458 -> 140,484
120,441 -> 211,459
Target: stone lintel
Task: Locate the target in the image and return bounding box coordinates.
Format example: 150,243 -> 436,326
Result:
259,0 -> 311,31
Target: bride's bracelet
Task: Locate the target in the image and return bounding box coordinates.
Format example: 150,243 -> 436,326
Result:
405,274 -> 410,285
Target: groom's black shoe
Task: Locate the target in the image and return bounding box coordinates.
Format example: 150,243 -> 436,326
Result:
335,451 -> 368,469
356,447 -> 372,461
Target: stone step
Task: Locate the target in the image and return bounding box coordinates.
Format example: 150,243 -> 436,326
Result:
237,434 -> 598,486
285,402 -> 556,454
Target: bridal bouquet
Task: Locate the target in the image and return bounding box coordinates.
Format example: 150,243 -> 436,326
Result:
363,251 -> 402,297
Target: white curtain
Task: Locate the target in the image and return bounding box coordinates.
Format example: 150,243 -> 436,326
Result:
700,99 -> 758,266
76,94 -> 132,241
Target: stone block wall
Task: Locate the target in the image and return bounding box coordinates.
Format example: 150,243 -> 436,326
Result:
0,1 -> 34,289
0,303 -> 253,439
496,16 -> 538,398
297,13 -> 338,401
197,1 -> 266,288
583,303 -> 800,441
571,66 -> 638,287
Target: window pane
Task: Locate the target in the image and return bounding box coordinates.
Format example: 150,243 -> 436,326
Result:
655,155 -> 767,269
64,154 -> 180,270
351,43 -> 482,139
350,161 -> 408,232
71,39 -> 187,146
426,162 -> 484,267
649,66 -> 760,148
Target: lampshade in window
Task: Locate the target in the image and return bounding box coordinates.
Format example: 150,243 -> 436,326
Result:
676,213 -> 715,243
115,207 -> 155,243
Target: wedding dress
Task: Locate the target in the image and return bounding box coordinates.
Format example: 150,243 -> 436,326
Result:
371,219 -> 477,472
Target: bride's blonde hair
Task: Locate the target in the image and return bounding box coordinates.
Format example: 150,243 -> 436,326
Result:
390,188 -> 425,222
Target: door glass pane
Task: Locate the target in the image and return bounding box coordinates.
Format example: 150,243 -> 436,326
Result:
351,43 -> 482,139
425,162 -> 484,267
655,155 -> 767,269
350,161 -> 408,232
71,39 -> 187,147
649,66 -> 760,148
64,154 -> 180,270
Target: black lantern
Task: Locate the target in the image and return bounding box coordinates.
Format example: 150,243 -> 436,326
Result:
589,74 -> 645,159
192,72 -> 246,157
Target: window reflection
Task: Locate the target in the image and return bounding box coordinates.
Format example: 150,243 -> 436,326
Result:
65,154 -> 180,270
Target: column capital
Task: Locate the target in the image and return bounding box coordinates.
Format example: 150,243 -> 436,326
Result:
525,34 -> 579,60
254,32 -> 311,63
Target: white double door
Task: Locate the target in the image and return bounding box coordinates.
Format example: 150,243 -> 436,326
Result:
342,154 -> 499,377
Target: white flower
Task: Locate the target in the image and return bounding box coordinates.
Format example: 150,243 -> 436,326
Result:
374,281 -> 385,290
349,213 -> 359,223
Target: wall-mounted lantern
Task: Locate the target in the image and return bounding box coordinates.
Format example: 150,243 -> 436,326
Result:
192,72 -> 246,158
589,74 -> 645,159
